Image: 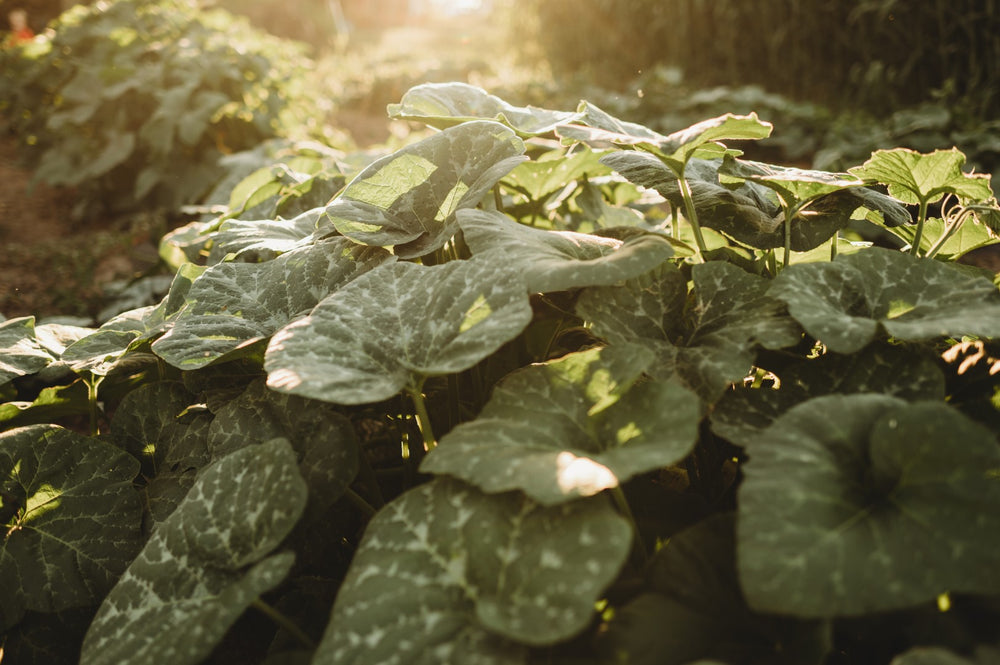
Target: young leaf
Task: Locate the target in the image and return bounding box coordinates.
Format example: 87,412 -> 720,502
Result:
849,148 -> 993,206
265,257 -> 532,404
387,81 -> 584,135
151,239 -> 394,370
420,344 -> 701,505
600,514 -> 830,665
457,209 -> 674,293
0,317 -> 59,387
326,120 -> 526,259
207,206 -> 325,261
80,438 -> 307,665
769,247 -> 1000,354
312,478 -> 631,664
1,425 -> 142,630
738,395 -> 1000,617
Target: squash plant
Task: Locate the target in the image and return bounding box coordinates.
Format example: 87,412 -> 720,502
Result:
2,83 -> 1000,665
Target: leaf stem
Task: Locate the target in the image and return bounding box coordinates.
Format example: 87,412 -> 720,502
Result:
675,173 -> 708,261
925,207 -> 975,259
343,487 -> 378,520
85,374 -> 104,436
250,598 -> 315,650
407,383 -> 437,451
909,198 -> 930,256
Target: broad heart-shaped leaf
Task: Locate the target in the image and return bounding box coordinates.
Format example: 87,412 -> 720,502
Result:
326,120 -> 526,259
577,261 -> 801,402
600,514 -> 830,665
710,343 -> 946,446
265,256 -> 532,405
151,238 -> 394,370
719,156 -> 865,207
502,147 -> 611,201
737,395 -> 1000,617
1,425 -> 142,630
769,247 -> 1000,354
80,438 -> 307,665
208,379 -> 359,514
849,147 -> 994,205
387,82 -> 584,135
108,382 -> 213,529
420,344 -> 701,505
561,106 -> 772,173
457,209 -> 674,293
312,477 -> 631,665
0,317 -> 60,386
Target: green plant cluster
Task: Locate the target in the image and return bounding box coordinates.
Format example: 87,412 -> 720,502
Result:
0,0 -> 313,220
2,83 -> 1000,664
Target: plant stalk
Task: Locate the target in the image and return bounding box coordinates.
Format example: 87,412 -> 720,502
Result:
909,198 -> 930,256
250,598 -> 315,650
609,486 -> 648,569
407,383 -> 437,451
675,174 -> 708,261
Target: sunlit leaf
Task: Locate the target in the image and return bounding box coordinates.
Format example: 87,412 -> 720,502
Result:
849,148 -> 993,206
1,425 -> 142,630
421,344 -> 700,504
265,257 -> 532,404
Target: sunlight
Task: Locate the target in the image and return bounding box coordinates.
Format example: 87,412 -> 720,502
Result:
555,451 -> 617,496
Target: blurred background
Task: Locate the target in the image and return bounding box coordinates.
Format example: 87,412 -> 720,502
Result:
1,0 -> 998,319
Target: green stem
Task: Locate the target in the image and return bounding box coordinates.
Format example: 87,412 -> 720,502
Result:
910,198 -> 930,256
355,449 -> 385,508
676,174 -> 708,261
830,232 -> 839,261
925,208 -> 975,259
85,375 -> 103,437
251,598 -> 315,650
782,203 -> 804,271
344,487 -> 378,520
609,486 -> 648,569
407,382 -> 437,451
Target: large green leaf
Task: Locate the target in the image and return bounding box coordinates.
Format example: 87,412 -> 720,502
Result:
600,514 -> 830,665
738,395 -> 1000,617
457,209 -> 673,293
1,425 -> 142,630
849,148 -> 994,206
312,477 -> 631,664
151,239 -> 393,370
80,438 -> 307,665
208,379 -> 359,513
421,345 -> 701,505
265,257 -> 532,404
326,120 -> 526,259
387,82 -> 583,135
577,261 -> 801,401
207,206 -> 325,262
502,148 -> 610,202
769,247 -> 1000,354
710,344 -> 946,445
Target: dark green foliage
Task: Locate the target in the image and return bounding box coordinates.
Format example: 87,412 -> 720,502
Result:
2,82 -> 1000,664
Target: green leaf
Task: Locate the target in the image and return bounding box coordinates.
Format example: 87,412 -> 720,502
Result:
849,148 -> 994,205
265,257 -> 532,404
0,381 -> 91,429
0,317 -> 58,387
458,209 -> 673,293
312,478 -> 631,664
208,379 -> 359,514
1,425 -> 142,630
84,130 -> 136,179
207,207 -> 324,261
769,247 -> 1000,354
108,382 -> 213,528
326,120 -> 526,259
80,438 -> 307,665
387,82 -> 584,135
719,157 -> 865,207
502,148 -> 610,201
710,344 -> 946,445
151,239 -> 393,370
577,262 -> 800,401
737,395 -> 1000,617
600,514 -> 830,665
421,345 -> 701,505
